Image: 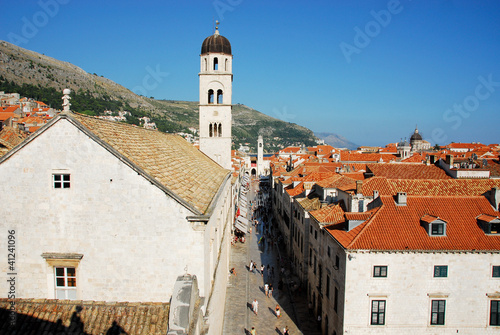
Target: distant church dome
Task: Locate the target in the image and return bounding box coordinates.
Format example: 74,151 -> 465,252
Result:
201,25 -> 231,55
410,126 -> 422,142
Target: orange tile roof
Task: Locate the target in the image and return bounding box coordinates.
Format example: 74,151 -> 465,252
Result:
343,177 -> 395,195
316,174 -> 356,189
286,181 -> 305,197
340,172 -> 365,180
310,203 -> 345,224
445,142 -> 487,150
420,214 -> 441,224
367,163 -> 451,179
0,112 -> 17,121
280,146 -> 301,153
401,153 -> 426,163
0,106 -> 20,113
301,172 -> 338,182
390,179 -> 500,196
326,195 -> 500,251
28,126 -> 41,132
340,151 -> 397,162
477,214 -> 499,222
0,298 -> 169,335
344,212 -> 373,221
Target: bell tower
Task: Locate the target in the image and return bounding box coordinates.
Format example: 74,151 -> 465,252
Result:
257,135 -> 264,176
199,22 -> 233,169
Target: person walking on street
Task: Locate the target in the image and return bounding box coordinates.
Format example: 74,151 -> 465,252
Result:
264,283 -> 269,297
275,305 -> 281,318
283,326 -> 289,335
252,299 -> 259,315
260,264 -> 265,277
269,283 -> 273,298
249,260 -> 253,272
250,326 -> 256,335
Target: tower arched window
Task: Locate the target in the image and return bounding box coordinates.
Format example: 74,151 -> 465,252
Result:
214,123 -> 218,137
218,123 -> 222,137
208,89 -> 214,104
214,57 -> 218,71
204,58 -> 207,71
217,89 -> 223,104
225,58 -> 228,71
209,123 -> 213,137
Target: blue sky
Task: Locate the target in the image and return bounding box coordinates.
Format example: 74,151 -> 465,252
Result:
1,0 -> 499,147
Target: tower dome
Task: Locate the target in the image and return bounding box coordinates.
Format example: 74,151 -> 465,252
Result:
410,126 -> 422,142
201,25 -> 232,55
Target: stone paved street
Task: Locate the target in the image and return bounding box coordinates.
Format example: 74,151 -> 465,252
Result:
223,179 -> 321,335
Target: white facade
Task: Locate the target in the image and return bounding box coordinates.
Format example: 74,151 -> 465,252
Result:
343,251 -> 500,335
199,29 -> 233,170
0,115 -> 234,334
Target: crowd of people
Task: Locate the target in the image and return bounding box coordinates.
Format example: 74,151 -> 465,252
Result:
243,177 -> 292,335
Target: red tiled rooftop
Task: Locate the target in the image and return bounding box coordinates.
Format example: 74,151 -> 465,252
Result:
285,181 -> 305,197
0,112 -> 17,121
390,179 -> 500,196
310,203 -> 345,224
367,163 -> 451,179
326,195 -> 500,251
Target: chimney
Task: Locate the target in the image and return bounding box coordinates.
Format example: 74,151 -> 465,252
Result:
373,190 -> 379,199
396,192 -> 407,206
356,180 -> 363,195
445,154 -> 454,166
488,187 -> 500,211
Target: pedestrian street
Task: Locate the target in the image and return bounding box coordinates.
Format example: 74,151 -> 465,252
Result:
223,177 -> 321,335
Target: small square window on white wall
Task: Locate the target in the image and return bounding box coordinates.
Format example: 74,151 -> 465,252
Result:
53,173 -> 70,188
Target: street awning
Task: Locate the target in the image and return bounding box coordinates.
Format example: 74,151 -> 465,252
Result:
235,216 -> 249,233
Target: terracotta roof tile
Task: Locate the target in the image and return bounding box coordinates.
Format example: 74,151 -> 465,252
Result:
286,182 -> 305,197
420,214 -> 442,224
310,204 -> 345,224
340,151 -> 397,162
326,195 -> 500,251
0,298 -> 169,335
390,179 -> 500,196
316,174 -> 356,189
477,214 -> 499,222
367,163 -> 451,179
0,112 -> 17,121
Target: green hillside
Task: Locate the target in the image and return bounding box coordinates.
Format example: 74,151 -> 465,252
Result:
0,40 -> 319,152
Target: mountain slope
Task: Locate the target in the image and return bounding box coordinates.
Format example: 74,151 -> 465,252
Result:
315,132 -> 358,150
0,40 -> 335,152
